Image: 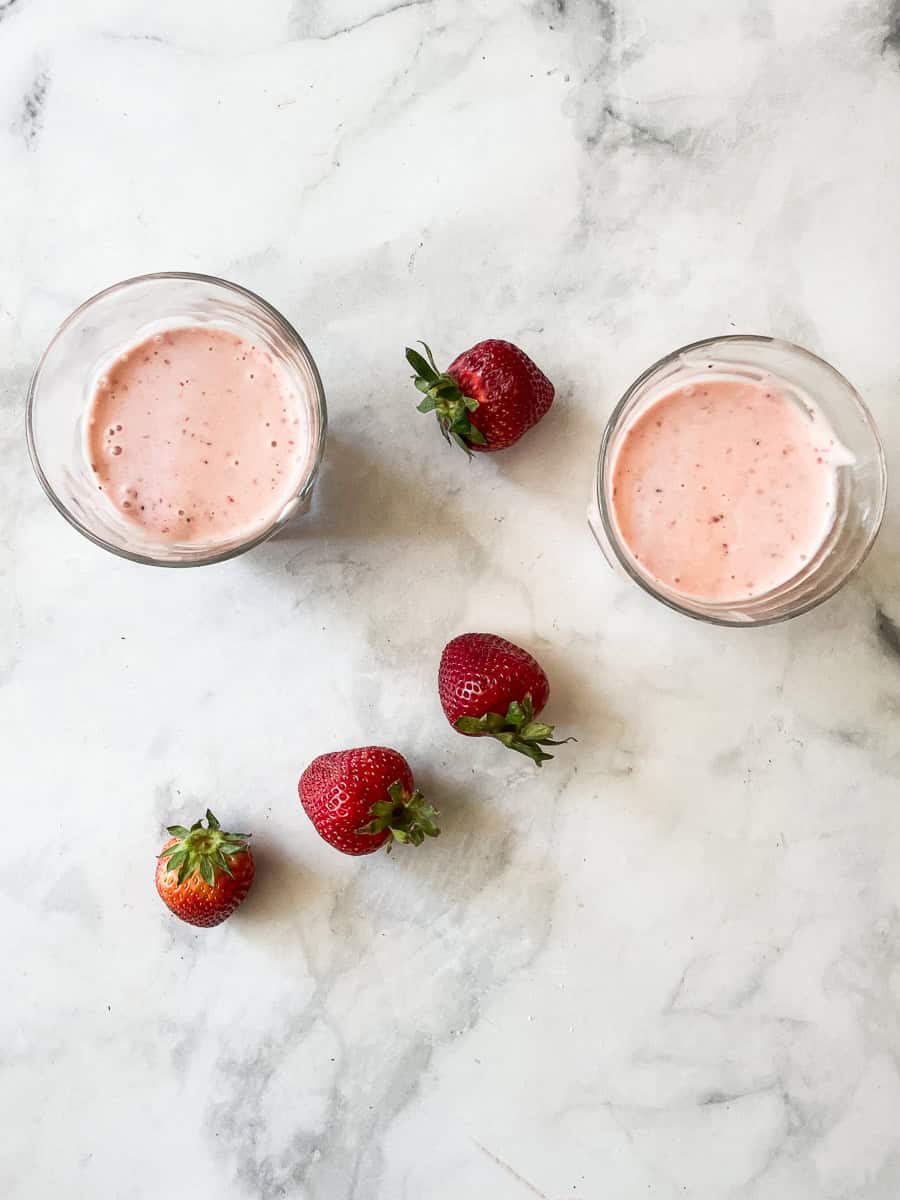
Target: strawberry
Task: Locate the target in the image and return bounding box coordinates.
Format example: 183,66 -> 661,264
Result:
299,746 -> 439,855
438,633 -> 572,766
406,339 -> 554,454
155,810 -> 254,927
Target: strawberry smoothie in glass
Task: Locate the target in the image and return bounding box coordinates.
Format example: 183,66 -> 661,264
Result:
28,273 -> 326,566
590,337 -> 886,625
86,327 -> 309,546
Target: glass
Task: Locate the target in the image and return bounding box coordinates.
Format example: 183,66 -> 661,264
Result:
26,272 -> 327,566
589,335 -> 887,625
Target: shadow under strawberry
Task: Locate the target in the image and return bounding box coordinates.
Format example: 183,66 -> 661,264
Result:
489,381 -> 603,494
524,635 -> 621,735
260,432 -> 475,550
233,838 -> 324,929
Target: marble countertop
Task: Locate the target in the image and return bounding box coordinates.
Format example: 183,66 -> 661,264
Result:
4,2 -> 900,1197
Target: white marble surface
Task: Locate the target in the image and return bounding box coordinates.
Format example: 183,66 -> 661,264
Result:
4,1 -> 900,1196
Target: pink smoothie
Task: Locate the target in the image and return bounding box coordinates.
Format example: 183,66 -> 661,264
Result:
86,327 -> 309,545
610,377 -> 840,602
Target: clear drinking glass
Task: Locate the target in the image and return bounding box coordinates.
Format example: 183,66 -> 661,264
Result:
589,336 -> 887,625
26,272 -> 327,566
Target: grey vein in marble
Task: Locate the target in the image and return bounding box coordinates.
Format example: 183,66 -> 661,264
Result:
15,68 -> 47,148
883,0 -> 900,54
875,607 -> 900,659
291,0 -> 433,43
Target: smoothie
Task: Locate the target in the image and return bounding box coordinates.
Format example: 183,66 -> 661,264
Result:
610,377 -> 842,603
86,327 -> 309,545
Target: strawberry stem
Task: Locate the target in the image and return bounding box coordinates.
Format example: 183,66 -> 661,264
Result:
355,779 -> 440,852
455,693 -> 574,767
406,342 -> 485,456
159,811 -> 251,885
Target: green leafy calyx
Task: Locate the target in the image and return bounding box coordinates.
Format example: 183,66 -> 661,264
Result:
455,693 -> 574,767
158,809 -> 251,886
356,780 -> 440,852
406,342 -> 486,456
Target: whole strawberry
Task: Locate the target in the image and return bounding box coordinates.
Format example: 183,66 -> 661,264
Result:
439,633 -> 571,766
299,746 -> 439,855
155,810 -> 254,927
406,339 -> 554,454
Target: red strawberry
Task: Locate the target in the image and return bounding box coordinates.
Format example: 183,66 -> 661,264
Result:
155,810 -> 254,927
299,746 -> 439,855
438,633 -> 572,767
406,339 -> 554,454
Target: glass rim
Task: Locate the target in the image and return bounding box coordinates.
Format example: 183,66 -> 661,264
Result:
25,270 -> 328,568
595,334 -> 888,627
